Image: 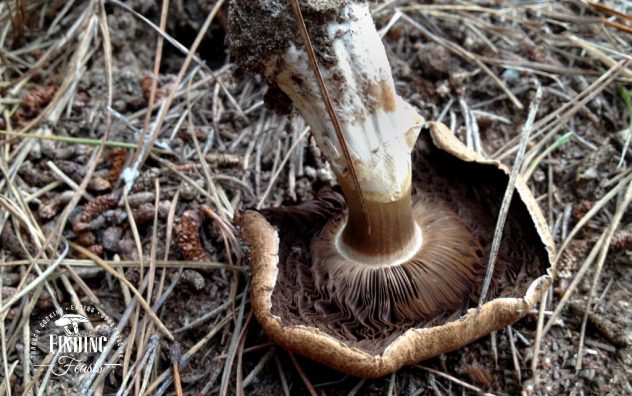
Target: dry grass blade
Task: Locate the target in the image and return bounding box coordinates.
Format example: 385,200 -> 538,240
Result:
477,84 -> 543,310
140,0 -> 169,154
556,172 -> 632,259
414,365 -> 495,396
190,118 -> 235,222
173,295 -> 237,333
122,0 -> 225,197
0,131 -> 171,153
218,288 -> 248,396
69,242 -> 174,341
603,18 -> 632,35
274,356 -> 290,396
242,348 -> 276,388
522,132 -> 573,182
575,180 -> 632,370
289,353 -> 318,396
387,372 -> 397,396
568,36 -> 632,79
0,240 -> 67,316
0,268 -> 12,396
37,350 -> 63,396
21,352 -> 54,395
619,86 -> 632,168
507,326 -> 521,384
530,289 -> 549,378
143,315 -> 233,395
46,161 -> 93,200
494,60 -> 632,161
18,14 -> 98,133
542,231 -> 607,337
257,126 -> 310,209
172,359 -> 183,396
139,336 -> 161,395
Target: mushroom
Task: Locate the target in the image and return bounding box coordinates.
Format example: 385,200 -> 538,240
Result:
231,0 -> 554,377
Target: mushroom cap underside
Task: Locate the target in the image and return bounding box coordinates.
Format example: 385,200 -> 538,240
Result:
239,122 -> 555,378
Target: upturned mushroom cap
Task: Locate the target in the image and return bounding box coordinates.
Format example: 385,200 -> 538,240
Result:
238,122 -> 555,378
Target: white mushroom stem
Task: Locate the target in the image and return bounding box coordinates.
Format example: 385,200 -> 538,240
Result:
267,2 -> 424,263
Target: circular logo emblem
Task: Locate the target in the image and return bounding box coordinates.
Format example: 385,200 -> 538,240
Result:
30,305 -> 123,377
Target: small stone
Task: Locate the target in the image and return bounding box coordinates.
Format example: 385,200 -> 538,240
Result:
181,182 -> 201,201
436,80 -> 450,98
113,99 -> 127,113
180,269 -> 206,291
158,200 -> 172,218
566,357 -> 576,368
502,69 -> 520,84
103,227 -> 124,251
578,368 -> 595,381
533,169 -> 546,183
317,165 -> 334,183
304,166 -> 317,180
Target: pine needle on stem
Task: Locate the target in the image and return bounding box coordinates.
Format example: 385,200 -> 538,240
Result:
289,0 -> 371,233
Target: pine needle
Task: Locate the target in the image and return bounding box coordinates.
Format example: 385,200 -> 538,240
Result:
477,84 -> 543,311
289,0 -> 371,233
